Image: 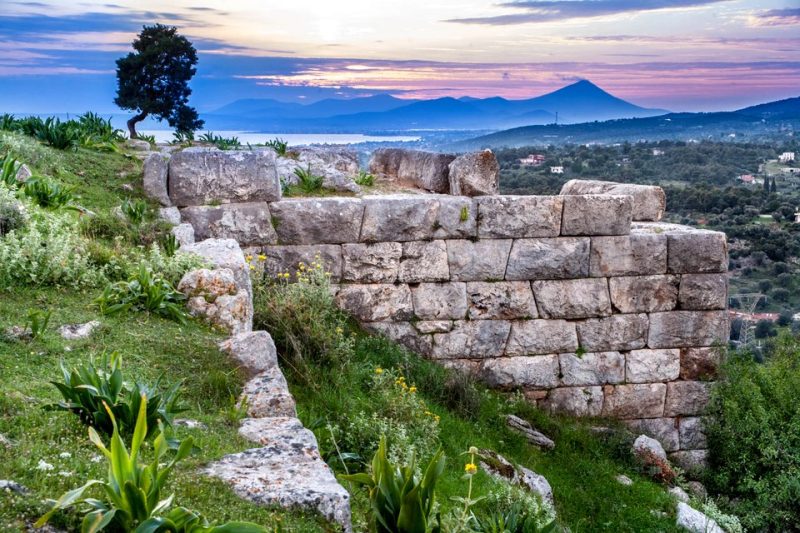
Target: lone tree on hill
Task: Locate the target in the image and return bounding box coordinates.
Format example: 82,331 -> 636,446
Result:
115,24 -> 204,139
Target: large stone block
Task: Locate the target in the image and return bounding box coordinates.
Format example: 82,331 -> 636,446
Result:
276,146 -> 360,193
467,281 -> 537,320
589,234 -> 667,277
219,330 -> 279,378
448,150 -> 499,196
480,355 -> 559,390
368,148 -> 455,193
335,284 -> 413,322
505,319 -> 578,355
360,195 -> 439,242
477,196 -> 562,238
270,198 -> 364,244
625,349 -> 680,383
670,450 -> 709,474
648,311 -> 729,348
431,320 -> 511,358
433,196 -> 477,239
341,242 -> 401,283
680,347 -> 722,380
533,279 -> 611,319
624,418 -> 680,452
576,314 -> 648,351
664,381 -> 710,416
262,244 -> 342,282
179,238 -> 252,298
541,386 -> 604,417
447,239 -> 512,281
364,322 -> 433,356
559,352 -> 625,386
168,148 -> 280,206
561,194 -> 632,236
505,238 -> 590,280
679,273 -> 728,310
412,283 -> 468,320
143,152 -> 171,206
414,320 -> 454,334
609,275 -> 678,313
398,241 -> 450,283
679,417 -> 707,449
602,383 -> 667,419
668,230 -> 728,273
560,179 -> 666,222
180,203 -> 277,246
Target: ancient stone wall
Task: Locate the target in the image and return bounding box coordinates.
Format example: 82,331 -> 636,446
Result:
149,149 -> 729,465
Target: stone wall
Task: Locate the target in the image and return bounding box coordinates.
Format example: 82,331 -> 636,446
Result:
149,149 -> 729,463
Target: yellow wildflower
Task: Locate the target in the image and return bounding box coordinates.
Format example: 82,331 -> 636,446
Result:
464,463 -> 478,475
249,265 -> 255,271
335,327 -> 343,335
258,254 -> 267,261
375,367 -> 384,374
409,386 -> 417,393
245,255 -> 253,262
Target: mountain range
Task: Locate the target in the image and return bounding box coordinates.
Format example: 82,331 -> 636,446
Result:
202,80 -> 667,132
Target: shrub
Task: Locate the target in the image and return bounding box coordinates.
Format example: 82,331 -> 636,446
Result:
471,485 -> 557,533
95,265 -> 188,323
293,166 -> 324,193
0,197 -> 26,236
705,341 -> 800,530
265,137 -> 288,156
34,117 -> 79,150
120,198 -> 148,224
25,308 -> 51,340
198,131 -> 241,150
23,176 -> 75,209
1,153 -> 21,188
355,170 -> 375,187
37,397 -> 265,532
47,352 -> 184,437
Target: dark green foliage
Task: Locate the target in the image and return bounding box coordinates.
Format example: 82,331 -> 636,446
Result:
293,166 -> 325,193
198,131 -> 242,150
115,24 -> 204,137
705,341 -> 800,531
23,176 -> 75,209
34,117 -> 78,150
754,319 -> 777,338
0,198 -> 25,236
1,153 -> 21,188
121,198 -> 148,224
265,138 -> 288,155
95,265 -> 188,323
25,308 -> 51,340
472,501 -> 557,533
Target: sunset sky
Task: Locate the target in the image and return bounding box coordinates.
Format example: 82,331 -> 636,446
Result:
1,0 -> 798,113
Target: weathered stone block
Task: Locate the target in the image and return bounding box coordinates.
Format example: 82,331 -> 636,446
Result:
609,275 -> 678,313
480,355 -> 559,390
561,194 -> 632,236
589,234 -> 667,277
412,283 -> 468,320
172,223 -> 195,246
648,311 -> 729,348
679,273 -> 727,310
679,417 -> 707,450
467,281 -> 537,320
541,386 -> 604,417
680,347 -> 722,380
560,179 -> 666,222
664,381 -> 710,416
219,330 -> 279,378
431,320 -> 511,358
368,148 -> 455,193
270,198 -> 363,244
477,196 -> 562,238
669,450 -> 709,473
276,146 -> 361,193
181,203 -> 277,246
533,279 -> 611,319
576,314 -> 648,351
143,152 -> 171,206
262,244 -> 342,282
505,319 -> 578,356
360,195 -> 439,242
180,238 -> 252,298
335,284 -> 413,322
624,418 -> 680,452
240,369 -> 297,418
625,349 -> 680,383
158,206 -> 181,225
342,242 -> 401,283
398,241 -> 449,283
448,150 -> 499,196
447,239 -> 512,281
433,196 -> 477,239
169,149 -> 280,206
668,230 -> 728,273
505,238 -> 590,280
414,320 -> 454,334
559,352 -> 625,386
602,383 -> 666,418
364,322 -> 433,356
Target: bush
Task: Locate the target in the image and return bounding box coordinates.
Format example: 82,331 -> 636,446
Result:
96,265 -> 188,323
265,138 -> 288,156
0,197 -> 26,236
23,176 -> 75,209
1,153 -> 21,188
705,341 -> 800,530
34,117 -> 79,150
293,166 -> 324,193
355,170 -> 375,187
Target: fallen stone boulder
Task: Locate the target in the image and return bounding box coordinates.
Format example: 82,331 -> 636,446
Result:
58,320 -> 101,340
478,449 -> 554,508
219,330 -> 279,377
142,153 -> 171,206
560,179 -> 666,222
178,268 -> 251,334
448,150 -> 499,196
369,148 -> 455,193
506,414 -> 555,450
676,502 -> 724,533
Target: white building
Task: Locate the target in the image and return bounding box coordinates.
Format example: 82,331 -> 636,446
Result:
550,166 -> 564,174
652,148 -> 664,156
779,152 -> 795,163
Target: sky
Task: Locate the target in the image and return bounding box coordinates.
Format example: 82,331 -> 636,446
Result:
0,0 -> 798,114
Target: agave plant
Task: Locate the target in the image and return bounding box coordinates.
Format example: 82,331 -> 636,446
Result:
95,265 -> 188,323
265,138 -> 288,156
293,166 -> 324,194
34,117 -> 79,150
121,198 -> 148,224
1,154 -> 22,189
23,176 -> 75,209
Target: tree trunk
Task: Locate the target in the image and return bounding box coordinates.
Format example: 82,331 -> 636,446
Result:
127,111 -> 149,139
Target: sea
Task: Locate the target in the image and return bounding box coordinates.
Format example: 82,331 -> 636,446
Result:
138,130 -> 421,146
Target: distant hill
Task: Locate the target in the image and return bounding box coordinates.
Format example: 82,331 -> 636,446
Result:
737,96 -> 800,120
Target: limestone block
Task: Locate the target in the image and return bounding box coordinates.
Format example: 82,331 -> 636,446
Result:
505,319 -> 578,356
541,386 -> 604,417
609,275 -> 678,313
624,418 -> 680,452
181,203 -> 277,246
576,314 -> 648,351
664,381 -> 710,417
679,417 -> 707,449
270,198 -> 364,244
448,150 -> 499,196
169,148 -> 280,206
479,355 -> 559,390
633,434 -> 668,462
142,152 -> 171,206
240,368 -> 297,418
364,322 -> 433,356
219,330 -> 279,378
262,244 -> 342,282
680,347 -> 722,380
431,320 -> 511,358
171,223 -> 195,247
559,352 -> 625,386
602,383 -> 667,418
179,238 -> 251,298
467,281 -> 537,320
505,238 -> 590,280
670,451 -> 709,473
276,146 -> 361,193
679,273 -> 728,310
589,234 -> 667,277
398,241 -> 449,282
625,349 -> 680,383
158,206 -> 181,225
561,194 -> 632,236
560,179 -> 666,222
433,196 -> 477,239
447,239 -> 512,281
648,311 -> 729,348
533,279 -> 612,319
335,284 -> 413,322
179,268 -> 252,335
341,242 -> 401,283
368,148 -> 455,193
412,282 -> 468,320
477,196 -> 562,238
413,320 -> 454,334
360,195 -> 439,242
667,230 -> 728,273
676,502 -> 722,533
